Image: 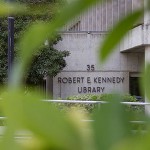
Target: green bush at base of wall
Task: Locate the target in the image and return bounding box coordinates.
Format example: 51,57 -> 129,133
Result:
65,94 -> 145,115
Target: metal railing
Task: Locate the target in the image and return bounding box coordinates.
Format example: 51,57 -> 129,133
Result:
0,100 -> 149,122
45,99 -> 150,105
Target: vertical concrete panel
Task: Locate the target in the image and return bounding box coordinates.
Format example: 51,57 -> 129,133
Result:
119,0 -> 125,19
107,0 -> 113,30
81,13 -> 87,31
126,0 -> 132,15
92,6 -> 96,31
96,4 -> 100,31
87,8 -> 92,31
100,47 -> 121,70
145,47 -> 150,114
112,0 -> 119,26
132,0 -> 143,11
120,51 -> 144,72
144,0 -> 150,24
127,53 -> 139,71
61,0 -> 143,32
137,52 -> 145,71
102,1 -> 107,31
120,53 -> 128,71
133,0 -> 144,25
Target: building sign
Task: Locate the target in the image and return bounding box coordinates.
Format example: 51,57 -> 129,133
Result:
53,72 -> 129,98
57,76 -> 125,93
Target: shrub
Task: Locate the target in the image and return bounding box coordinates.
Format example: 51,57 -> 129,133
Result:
65,94 -> 145,114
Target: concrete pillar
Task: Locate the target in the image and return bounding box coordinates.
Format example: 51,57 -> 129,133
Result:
145,46 -> 150,114
46,76 -> 53,99
144,0 -> 150,25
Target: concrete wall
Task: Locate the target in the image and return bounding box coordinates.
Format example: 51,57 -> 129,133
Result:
63,0 -> 143,32
52,0 -> 145,98
53,33 -> 144,98
54,71 -> 129,98
120,25 -> 150,52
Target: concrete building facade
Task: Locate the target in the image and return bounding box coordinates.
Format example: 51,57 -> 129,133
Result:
52,0 -> 145,99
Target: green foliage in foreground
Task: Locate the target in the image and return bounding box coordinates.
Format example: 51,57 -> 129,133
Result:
0,0 -> 150,150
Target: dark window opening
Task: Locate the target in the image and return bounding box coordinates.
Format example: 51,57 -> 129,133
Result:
130,77 -> 143,102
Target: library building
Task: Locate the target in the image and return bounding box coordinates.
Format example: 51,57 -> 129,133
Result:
49,0 -> 149,99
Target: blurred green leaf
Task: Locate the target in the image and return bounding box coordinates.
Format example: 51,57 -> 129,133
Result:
2,90 -> 92,150
92,95 -> 131,150
0,2 -> 26,16
112,132 -> 150,150
9,22 -> 50,88
142,64 -> 150,101
24,3 -> 60,16
99,10 -> 143,62
0,127 -> 21,150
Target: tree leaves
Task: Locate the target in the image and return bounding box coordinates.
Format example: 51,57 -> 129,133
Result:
0,1 -> 68,86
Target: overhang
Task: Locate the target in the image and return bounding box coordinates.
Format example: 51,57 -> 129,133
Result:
120,25 -> 150,52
